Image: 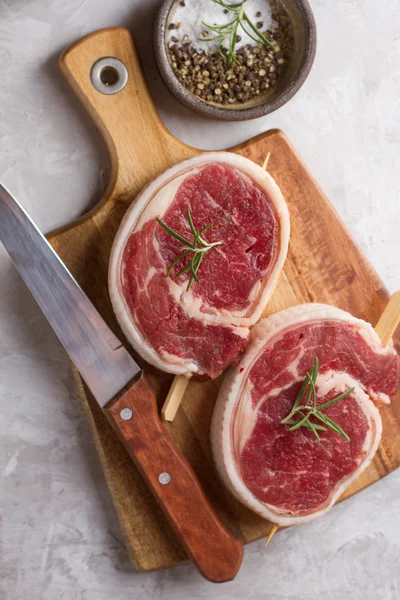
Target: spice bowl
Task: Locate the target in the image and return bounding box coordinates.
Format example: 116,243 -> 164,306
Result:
154,0 -> 316,121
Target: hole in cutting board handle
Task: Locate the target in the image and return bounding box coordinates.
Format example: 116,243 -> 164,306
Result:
100,67 -> 119,86
90,57 -> 128,95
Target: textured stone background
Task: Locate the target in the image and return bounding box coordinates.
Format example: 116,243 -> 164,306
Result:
1,1 -> 400,599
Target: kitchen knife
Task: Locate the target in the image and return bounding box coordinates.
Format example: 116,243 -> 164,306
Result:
0,183 -> 243,582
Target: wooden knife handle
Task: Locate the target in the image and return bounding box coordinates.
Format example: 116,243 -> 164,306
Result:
104,373 -> 243,582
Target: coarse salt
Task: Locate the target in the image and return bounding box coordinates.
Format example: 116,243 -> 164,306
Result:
166,0 -> 275,53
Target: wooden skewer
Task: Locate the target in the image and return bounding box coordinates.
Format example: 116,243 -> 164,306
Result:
375,291 -> 400,346
264,290 -> 400,547
264,523 -> 279,547
262,152 -> 271,171
161,374 -> 190,422
162,150 -> 272,422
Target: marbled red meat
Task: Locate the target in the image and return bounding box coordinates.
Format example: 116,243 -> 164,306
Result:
121,217 -> 250,378
211,304 -> 399,525
157,163 -> 278,312
109,153 -> 289,378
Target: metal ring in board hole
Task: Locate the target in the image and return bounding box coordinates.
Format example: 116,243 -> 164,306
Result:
90,57 -> 128,95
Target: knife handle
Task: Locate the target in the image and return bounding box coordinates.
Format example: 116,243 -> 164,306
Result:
104,373 -> 243,583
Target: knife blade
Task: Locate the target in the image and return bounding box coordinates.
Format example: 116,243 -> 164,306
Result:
0,183 -> 139,407
0,183 -> 243,582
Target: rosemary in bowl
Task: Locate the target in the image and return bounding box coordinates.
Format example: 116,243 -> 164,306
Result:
165,0 -> 294,106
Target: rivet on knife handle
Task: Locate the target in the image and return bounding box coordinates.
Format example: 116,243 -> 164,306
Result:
105,372 -> 244,583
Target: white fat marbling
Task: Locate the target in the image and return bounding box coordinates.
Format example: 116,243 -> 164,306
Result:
1,0 -> 400,598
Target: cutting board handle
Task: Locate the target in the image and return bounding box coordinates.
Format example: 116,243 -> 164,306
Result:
60,27 -> 191,199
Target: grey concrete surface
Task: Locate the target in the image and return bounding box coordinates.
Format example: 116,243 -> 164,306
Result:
1,1 -> 400,598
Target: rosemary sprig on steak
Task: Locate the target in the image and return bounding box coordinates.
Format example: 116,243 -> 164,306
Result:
281,357 -> 354,442
157,208 -> 224,291
199,0 -> 274,67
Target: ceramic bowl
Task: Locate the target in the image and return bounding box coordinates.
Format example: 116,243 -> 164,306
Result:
154,0 -> 317,121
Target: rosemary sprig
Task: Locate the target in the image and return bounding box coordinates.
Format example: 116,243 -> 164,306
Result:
157,208 -> 224,291
281,358 -> 355,442
199,0 -> 274,67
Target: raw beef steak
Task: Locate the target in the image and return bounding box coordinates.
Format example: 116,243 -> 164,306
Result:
211,304 -> 399,525
109,153 -> 289,378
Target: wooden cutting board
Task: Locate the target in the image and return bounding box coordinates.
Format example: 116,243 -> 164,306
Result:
49,27 -> 400,572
